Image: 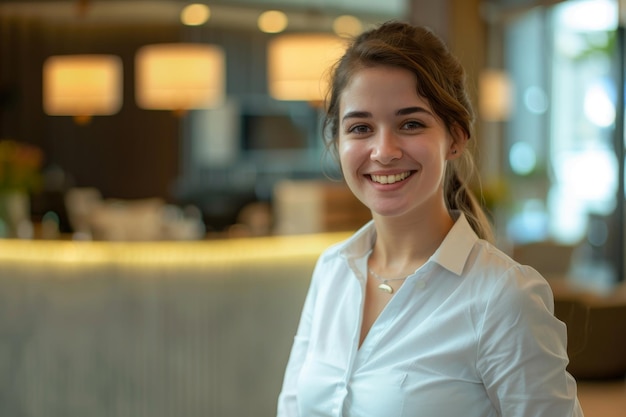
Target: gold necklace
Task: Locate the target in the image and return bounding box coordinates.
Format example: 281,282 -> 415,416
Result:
369,268 -> 411,294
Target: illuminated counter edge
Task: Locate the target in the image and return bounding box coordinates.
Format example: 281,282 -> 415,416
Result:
0,232 -> 352,266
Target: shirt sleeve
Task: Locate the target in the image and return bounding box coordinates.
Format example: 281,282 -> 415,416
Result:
476,265 -> 584,417
276,259 -> 321,417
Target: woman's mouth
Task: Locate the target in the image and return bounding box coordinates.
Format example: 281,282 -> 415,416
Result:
369,171 -> 414,184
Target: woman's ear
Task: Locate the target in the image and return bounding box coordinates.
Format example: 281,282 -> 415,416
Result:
447,124 -> 469,160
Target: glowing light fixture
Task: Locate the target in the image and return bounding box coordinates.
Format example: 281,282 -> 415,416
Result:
332,15 -> 363,37
479,69 -> 513,122
43,54 -> 122,125
258,10 -> 288,34
181,3 -> 210,26
268,33 -> 346,102
135,43 -> 225,114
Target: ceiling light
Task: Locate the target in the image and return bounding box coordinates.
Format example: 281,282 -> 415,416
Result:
135,43 -> 225,114
258,10 -> 288,34
332,15 -> 363,37
268,33 -> 346,102
181,3 -> 211,26
43,54 -> 123,125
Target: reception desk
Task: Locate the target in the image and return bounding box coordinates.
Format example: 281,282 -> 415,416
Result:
3,234 -> 625,417
0,233 -> 350,417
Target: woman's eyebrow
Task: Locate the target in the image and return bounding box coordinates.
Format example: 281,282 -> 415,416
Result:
341,106 -> 433,123
396,106 -> 433,116
341,110 -> 371,122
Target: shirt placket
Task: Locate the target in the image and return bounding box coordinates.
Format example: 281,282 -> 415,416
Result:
330,255 -> 368,416
354,264 -> 431,367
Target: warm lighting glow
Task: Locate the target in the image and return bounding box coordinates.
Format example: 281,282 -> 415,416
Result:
43,54 -> 122,124
180,3 -> 211,26
268,33 -> 346,102
332,15 -> 363,37
258,10 -> 288,34
0,232 -> 352,265
135,43 -> 225,112
479,69 -> 513,122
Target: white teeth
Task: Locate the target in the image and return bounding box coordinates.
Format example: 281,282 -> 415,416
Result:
371,172 -> 411,184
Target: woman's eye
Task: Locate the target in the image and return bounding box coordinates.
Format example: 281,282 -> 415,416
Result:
402,120 -> 424,130
348,124 -> 371,134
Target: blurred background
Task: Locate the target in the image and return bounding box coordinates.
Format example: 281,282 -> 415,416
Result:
0,0 -> 623,268
1,0 -> 625,416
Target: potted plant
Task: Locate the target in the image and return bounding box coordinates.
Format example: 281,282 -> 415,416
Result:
0,139 -> 44,237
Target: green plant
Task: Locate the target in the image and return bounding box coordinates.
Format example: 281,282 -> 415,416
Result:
0,140 -> 43,193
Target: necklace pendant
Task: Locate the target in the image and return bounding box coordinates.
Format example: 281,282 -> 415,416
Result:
378,283 -> 394,294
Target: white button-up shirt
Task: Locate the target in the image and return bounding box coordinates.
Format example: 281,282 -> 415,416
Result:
277,213 -> 583,417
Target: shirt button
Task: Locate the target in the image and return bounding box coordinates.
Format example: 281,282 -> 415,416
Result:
416,281 -> 426,289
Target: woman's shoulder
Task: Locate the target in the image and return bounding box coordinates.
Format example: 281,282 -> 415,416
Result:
472,238 -> 540,276
466,239 -> 551,300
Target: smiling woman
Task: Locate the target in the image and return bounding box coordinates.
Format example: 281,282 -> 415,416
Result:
336,65 -> 457,220
276,21 -> 584,417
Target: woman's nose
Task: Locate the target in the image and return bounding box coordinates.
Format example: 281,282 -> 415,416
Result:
370,130 -> 402,164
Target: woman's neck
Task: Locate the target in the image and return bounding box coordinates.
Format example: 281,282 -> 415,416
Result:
369,206 -> 454,276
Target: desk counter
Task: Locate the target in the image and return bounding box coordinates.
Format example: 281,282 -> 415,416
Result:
0,233 -> 350,417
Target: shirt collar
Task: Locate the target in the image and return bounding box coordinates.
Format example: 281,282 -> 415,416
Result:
338,211 -> 479,277
338,220 -> 377,261
431,212 -> 478,276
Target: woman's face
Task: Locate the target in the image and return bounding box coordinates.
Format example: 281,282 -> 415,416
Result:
338,65 -> 463,219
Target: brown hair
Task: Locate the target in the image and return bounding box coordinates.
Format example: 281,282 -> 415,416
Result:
323,21 -> 493,242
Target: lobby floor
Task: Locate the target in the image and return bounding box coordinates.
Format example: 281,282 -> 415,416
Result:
577,379 -> 626,417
